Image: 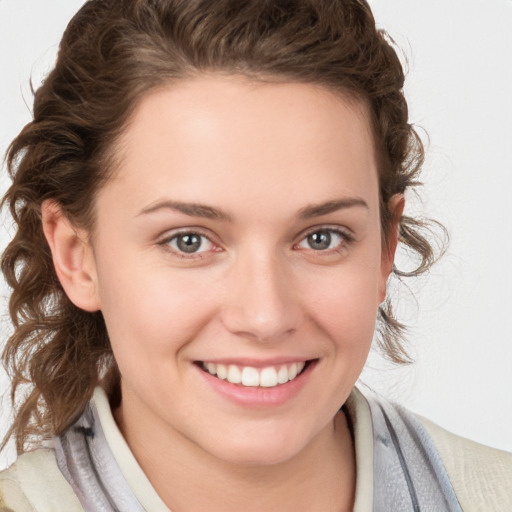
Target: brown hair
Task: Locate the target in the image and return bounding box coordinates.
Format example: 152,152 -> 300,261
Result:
1,0 -> 444,453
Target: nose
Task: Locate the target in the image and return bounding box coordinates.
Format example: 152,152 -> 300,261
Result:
220,250 -> 303,343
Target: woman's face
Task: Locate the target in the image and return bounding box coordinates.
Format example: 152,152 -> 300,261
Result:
85,75 -> 397,465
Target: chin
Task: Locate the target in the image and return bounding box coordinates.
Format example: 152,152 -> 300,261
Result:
200,424 -> 315,467
217,444 -> 301,467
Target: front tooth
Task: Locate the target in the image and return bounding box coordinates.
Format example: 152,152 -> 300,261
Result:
260,367 -> 278,387
277,365 -> 289,384
241,367 -> 259,387
227,365 -> 241,384
207,362 -> 216,375
217,364 -> 227,380
288,363 -> 298,380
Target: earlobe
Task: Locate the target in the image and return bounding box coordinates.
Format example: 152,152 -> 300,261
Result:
41,200 -> 101,312
379,194 -> 405,302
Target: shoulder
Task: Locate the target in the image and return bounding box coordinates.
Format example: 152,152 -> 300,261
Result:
350,386 -> 512,511
418,415 -> 512,511
0,448 -> 83,512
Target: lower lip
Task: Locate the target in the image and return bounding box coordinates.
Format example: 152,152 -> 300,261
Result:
195,361 -> 316,408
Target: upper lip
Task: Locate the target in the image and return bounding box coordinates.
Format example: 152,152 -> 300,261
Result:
195,357 -> 317,368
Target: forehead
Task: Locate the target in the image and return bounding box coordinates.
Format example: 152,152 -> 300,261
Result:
103,75 -> 379,217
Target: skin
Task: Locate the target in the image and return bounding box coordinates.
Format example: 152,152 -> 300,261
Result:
43,75 -> 403,511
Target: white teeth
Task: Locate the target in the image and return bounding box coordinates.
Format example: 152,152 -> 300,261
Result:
201,361 -> 307,388
277,365 -> 289,384
216,364 -> 227,380
260,367 -> 278,387
241,367 -> 259,386
227,365 -> 241,384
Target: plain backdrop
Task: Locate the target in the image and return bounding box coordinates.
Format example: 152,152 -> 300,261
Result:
1,0 -> 511,470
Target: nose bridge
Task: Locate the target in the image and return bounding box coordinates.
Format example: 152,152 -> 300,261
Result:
221,244 -> 301,341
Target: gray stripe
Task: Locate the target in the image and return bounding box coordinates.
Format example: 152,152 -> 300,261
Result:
55,403 -> 145,512
364,389 -> 463,512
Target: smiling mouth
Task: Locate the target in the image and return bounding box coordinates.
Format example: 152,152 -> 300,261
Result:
197,361 -> 312,388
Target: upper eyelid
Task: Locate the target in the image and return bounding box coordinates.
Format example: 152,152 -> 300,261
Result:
293,226 -> 354,253
158,227 -> 215,243
159,230 -> 218,259
297,225 -> 354,240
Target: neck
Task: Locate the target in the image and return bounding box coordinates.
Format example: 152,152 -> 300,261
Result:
115,398 -> 356,512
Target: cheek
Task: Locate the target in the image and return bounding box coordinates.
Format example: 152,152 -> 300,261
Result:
313,287 -> 378,349
298,256 -> 382,352
95,259 -> 220,365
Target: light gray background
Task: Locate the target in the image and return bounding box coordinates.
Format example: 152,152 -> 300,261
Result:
1,0 -> 511,469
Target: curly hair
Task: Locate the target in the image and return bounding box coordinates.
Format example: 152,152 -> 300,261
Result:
1,0 -> 444,453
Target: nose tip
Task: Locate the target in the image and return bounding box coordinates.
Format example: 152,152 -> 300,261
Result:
220,257 -> 302,342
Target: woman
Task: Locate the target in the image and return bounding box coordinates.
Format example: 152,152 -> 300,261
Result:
0,0 -> 510,510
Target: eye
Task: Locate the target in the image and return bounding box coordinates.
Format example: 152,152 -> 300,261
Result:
164,231 -> 216,255
297,228 -> 348,251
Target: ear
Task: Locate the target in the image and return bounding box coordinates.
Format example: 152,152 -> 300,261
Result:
379,194 -> 405,302
41,200 -> 101,312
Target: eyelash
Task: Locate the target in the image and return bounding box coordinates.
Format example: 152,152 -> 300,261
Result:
295,227 -> 354,254
158,226 -> 353,259
158,229 -> 218,259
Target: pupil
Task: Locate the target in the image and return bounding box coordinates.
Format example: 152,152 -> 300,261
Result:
308,231 -> 331,250
177,234 -> 201,253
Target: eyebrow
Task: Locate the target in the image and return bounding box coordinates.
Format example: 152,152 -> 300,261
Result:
138,200 -> 233,221
296,198 -> 369,219
138,197 -> 368,221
